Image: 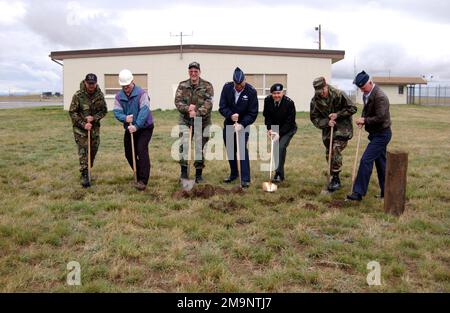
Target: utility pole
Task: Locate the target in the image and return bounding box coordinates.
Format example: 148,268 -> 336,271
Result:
170,31 -> 193,60
315,24 -> 322,50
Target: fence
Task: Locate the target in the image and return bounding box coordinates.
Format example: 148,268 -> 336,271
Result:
411,85 -> 450,106
344,86 -> 450,106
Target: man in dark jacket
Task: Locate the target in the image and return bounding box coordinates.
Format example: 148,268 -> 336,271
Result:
113,69 -> 154,191
263,83 -> 297,182
219,67 -> 258,188
69,73 -> 107,188
310,77 -> 357,192
347,71 -> 392,201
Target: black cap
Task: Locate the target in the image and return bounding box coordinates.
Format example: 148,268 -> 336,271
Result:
353,71 -> 370,87
188,62 -> 201,70
270,83 -> 283,93
85,73 -> 97,83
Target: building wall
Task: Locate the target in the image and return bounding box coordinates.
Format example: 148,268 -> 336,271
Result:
62,52 -> 332,112
355,84 -> 407,104
377,85 -> 407,104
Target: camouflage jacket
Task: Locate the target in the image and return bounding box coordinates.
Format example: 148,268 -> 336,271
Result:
310,85 -> 357,141
69,81 -> 107,136
174,77 -> 214,126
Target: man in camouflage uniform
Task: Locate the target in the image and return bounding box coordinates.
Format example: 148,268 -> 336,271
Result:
175,62 -> 214,183
310,77 -> 357,192
69,73 -> 107,188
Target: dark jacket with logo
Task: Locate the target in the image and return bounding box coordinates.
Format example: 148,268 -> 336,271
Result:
361,84 -> 391,133
263,95 -> 297,137
219,82 -> 258,127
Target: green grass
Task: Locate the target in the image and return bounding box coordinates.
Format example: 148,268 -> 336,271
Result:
0,104 -> 449,292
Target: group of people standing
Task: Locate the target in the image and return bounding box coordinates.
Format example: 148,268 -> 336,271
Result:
69,63 -> 391,202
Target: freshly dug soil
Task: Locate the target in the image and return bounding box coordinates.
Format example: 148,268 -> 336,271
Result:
172,184 -> 243,200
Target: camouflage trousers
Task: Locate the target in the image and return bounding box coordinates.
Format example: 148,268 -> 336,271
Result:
73,130 -> 100,173
322,138 -> 348,174
179,124 -> 210,169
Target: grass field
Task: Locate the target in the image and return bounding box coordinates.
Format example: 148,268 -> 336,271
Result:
0,104 -> 449,292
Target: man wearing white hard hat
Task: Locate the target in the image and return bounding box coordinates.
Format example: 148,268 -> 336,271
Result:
113,69 -> 154,191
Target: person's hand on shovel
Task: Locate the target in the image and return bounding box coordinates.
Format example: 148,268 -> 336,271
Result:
329,113 -> 337,128
126,115 -> 133,123
328,119 -> 336,127
231,113 -> 239,122
84,122 -> 92,131
270,131 -> 280,142
128,125 -> 137,133
86,115 -> 94,123
355,117 -> 365,128
234,123 -> 243,132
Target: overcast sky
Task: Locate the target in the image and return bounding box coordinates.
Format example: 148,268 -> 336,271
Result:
1,0 -> 449,94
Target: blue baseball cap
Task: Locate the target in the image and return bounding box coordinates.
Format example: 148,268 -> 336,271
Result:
233,67 -> 245,84
354,71 -> 370,87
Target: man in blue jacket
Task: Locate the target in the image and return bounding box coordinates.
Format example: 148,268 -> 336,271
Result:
219,67 -> 259,188
113,69 -> 154,191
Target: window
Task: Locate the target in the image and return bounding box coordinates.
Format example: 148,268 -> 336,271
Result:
246,74 -> 287,97
398,86 -> 404,95
104,74 -> 148,95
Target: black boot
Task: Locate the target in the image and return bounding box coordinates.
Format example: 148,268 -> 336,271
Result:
327,173 -> 341,192
81,170 -> 90,188
180,166 -> 188,179
195,169 -> 204,183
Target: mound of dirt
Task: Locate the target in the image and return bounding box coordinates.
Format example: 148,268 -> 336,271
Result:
304,203 -> 319,211
327,200 -> 346,209
210,200 -> 246,213
172,184 -> 243,200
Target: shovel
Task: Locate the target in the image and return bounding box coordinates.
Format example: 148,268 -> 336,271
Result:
320,125 -> 334,195
129,122 -> 137,183
351,126 -> 363,192
180,119 -> 196,191
87,129 -> 91,183
235,122 -> 242,187
262,133 -> 278,192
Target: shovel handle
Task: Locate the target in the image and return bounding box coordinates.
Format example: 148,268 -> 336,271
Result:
235,122 -> 241,183
269,136 -> 274,182
328,125 -> 334,180
87,129 -> 91,182
351,127 -> 363,192
129,122 -> 137,182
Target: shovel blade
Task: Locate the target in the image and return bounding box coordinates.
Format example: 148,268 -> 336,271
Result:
180,179 -> 195,191
262,182 -> 277,192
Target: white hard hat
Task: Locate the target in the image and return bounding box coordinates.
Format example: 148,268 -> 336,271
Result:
118,69 -> 133,86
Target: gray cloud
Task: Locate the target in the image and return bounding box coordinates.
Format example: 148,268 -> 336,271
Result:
0,0 -> 449,94
22,0 -> 128,49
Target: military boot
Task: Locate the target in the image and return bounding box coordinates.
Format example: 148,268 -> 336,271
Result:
180,166 -> 188,179
327,173 -> 341,192
81,169 -> 90,188
195,169 -> 204,183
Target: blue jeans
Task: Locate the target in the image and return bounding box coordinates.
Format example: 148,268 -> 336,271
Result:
353,128 -> 392,197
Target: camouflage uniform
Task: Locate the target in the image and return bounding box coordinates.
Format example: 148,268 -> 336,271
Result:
69,81 -> 107,173
310,85 -> 357,173
175,77 -> 214,169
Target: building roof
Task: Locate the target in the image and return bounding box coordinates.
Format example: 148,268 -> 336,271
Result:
372,76 -> 427,85
50,44 -> 345,63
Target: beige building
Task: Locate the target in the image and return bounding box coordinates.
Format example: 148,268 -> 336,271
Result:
368,76 -> 427,104
50,44 -> 345,112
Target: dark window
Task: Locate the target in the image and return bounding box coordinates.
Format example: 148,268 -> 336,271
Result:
398,86 -> 404,95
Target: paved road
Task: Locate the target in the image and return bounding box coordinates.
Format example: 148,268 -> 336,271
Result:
0,102 -> 63,109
